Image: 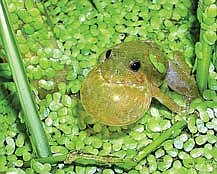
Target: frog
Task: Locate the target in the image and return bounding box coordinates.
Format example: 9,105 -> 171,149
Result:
80,40 -> 200,126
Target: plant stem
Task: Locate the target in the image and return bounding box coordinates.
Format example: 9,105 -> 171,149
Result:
64,151 -> 125,165
35,1 -> 59,48
195,1 -> 216,94
24,152 -> 126,168
0,0 -> 51,157
196,31 -> 212,94
134,120 -> 187,161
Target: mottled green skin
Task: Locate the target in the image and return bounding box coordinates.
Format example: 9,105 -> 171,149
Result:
80,41 -> 199,126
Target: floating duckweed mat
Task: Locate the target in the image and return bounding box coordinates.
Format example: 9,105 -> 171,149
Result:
0,0 -> 217,173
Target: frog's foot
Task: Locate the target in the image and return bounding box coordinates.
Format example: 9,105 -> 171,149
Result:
184,96 -> 191,112
152,85 -> 181,113
175,96 -> 199,119
176,105 -> 189,119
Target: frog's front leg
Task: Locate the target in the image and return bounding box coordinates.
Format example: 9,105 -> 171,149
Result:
166,52 -> 200,100
151,85 -> 181,113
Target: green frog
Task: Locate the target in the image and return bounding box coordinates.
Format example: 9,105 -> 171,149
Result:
80,40 -> 200,126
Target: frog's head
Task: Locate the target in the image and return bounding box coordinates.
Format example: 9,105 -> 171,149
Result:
98,41 -> 148,86
98,41 -> 167,87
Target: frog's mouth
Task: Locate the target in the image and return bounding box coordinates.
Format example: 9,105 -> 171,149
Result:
98,66 -> 148,89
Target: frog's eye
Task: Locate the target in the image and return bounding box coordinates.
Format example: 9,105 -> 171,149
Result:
129,60 -> 141,72
105,49 -> 112,59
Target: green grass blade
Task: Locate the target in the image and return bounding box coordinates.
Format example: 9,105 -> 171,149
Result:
27,152 -> 135,170
196,32 -> 212,94
32,152 -> 125,166
134,120 -> 187,162
195,1 -> 216,94
0,0 -> 51,157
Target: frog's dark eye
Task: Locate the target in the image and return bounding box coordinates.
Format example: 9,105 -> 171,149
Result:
129,60 -> 141,72
105,49 -> 112,59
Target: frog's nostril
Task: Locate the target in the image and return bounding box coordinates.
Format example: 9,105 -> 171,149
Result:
105,49 -> 112,59
129,60 -> 141,72
115,69 -> 119,74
